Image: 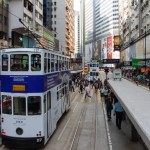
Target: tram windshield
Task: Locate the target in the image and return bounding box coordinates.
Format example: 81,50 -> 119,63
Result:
1,95 -> 41,116
2,95 -> 12,114
10,54 -> 29,71
28,96 -> 41,115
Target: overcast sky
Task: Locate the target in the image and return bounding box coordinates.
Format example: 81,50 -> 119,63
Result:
74,0 -> 80,11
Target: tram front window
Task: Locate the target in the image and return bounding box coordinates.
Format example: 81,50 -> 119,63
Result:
28,96 -> 41,115
13,97 -> 26,115
2,95 -> 12,114
10,54 -> 29,71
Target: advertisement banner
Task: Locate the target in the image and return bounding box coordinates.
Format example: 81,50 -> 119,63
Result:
107,36 -> 112,59
101,37 -> 107,59
85,43 -> 92,64
93,39 -> 101,60
114,36 -> 121,51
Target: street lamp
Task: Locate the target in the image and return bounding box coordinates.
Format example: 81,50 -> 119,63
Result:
144,26 -> 146,72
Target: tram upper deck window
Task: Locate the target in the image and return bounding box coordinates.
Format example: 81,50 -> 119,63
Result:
2,54 -> 8,71
28,96 -> 41,115
2,95 -> 12,114
13,97 -> 26,115
10,54 -> 29,71
51,54 -> 54,72
31,54 -> 41,71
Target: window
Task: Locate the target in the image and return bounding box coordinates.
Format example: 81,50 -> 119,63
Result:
31,54 -> 41,71
48,54 -> 50,72
11,54 -> 29,71
44,57 -> 47,73
51,54 -> 54,72
13,97 -> 26,115
28,96 -> 41,115
2,95 -> 12,114
54,15 -> 56,18
2,54 -> 8,71
54,2 -> 56,5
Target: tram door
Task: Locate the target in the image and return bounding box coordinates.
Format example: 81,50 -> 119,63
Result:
44,91 -> 52,139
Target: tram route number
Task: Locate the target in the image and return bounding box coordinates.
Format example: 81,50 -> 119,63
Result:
37,138 -> 42,143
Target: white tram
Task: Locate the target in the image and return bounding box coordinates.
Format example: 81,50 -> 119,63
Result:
89,60 -> 100,81
0,48 -> 71,148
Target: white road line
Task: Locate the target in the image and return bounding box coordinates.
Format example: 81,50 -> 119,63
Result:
57,118 -> 70,141
73,102 -> 78,112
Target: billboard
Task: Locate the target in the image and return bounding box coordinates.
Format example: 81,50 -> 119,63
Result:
107,36 -> 113,59
101,37 -> 107,60
85,43 -> 92,64
114,36 -> 121,51
93,39 -> 101,60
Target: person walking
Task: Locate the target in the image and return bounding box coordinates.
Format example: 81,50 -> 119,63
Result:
84,84 -> 91,102
113,99 -> 124,129
106,96 -> 113,121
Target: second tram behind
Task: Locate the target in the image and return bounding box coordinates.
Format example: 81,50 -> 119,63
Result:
0,48 -> 71,148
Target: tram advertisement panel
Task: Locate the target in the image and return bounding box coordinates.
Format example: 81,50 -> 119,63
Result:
1,71 -> 70,93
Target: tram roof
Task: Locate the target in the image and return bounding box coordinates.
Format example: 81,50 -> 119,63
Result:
0,48 -> 70,58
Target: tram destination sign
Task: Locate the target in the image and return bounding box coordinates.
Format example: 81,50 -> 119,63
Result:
102,59 -> 120,64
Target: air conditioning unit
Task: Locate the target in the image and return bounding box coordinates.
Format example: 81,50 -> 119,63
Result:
29,27 -> 33,31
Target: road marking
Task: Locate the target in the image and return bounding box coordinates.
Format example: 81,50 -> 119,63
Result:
57,118 -> 70,141
73,102 -> 78,112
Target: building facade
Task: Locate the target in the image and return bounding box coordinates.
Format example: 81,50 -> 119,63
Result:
3,0 -> 54,49
44,0 -> 75,56
0,0 -> 8,48
74,10 -> 81,57
82,0 -> 120,65
119,0 -> 150,68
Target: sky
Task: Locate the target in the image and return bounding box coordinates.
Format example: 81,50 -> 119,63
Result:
74,0 -> 80,11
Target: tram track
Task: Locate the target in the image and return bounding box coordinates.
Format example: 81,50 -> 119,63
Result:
69,90 -> 98,150
69,103 -> 87,150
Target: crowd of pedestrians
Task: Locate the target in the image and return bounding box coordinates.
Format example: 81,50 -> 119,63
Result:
69,74 -> 125,130
122,68 -> 150,89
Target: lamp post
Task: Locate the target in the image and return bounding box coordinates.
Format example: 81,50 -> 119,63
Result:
144,26 -> 146,72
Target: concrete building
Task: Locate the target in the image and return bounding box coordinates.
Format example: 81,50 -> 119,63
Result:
0,0 -> 9,48
74,10 -> 81,57
82,0 -> 120,65
119,0 -> 150,68
8,0 -> 54,49
44,0 -> 75,56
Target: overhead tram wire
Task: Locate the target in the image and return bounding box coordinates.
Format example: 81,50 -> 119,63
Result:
1,8 -> 45,49
19,18 -> 45,49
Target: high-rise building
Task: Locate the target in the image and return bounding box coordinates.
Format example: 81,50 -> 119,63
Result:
44,0 -> 75,56
82,0 -> 120,64
74,11 -> 80,57
7,0 -> 54,49
119,0 -> 150,64
0,0 -> 8,48
8,0 -> 44,48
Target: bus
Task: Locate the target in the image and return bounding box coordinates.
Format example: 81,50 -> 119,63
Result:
89,60 -> 99,81
0,48 -> 71,148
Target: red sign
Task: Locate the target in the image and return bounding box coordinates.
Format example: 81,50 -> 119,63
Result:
107,36 -> 112,59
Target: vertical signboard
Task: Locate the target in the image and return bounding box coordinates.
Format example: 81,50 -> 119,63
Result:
85,43 -> 92,63
114,36 -> 121,51
101,37 -> 107,59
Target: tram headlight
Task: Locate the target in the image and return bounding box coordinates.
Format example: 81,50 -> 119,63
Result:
16,127 -> 23,135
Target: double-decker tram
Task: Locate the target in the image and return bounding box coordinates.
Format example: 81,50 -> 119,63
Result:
0,48 -> 71,148
89,60 -> 99,81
